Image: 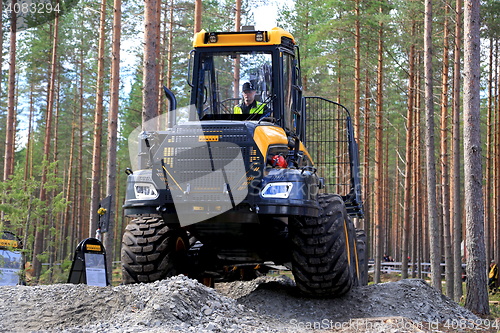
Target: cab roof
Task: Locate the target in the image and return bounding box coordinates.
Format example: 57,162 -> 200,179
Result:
192,27 -> 295,48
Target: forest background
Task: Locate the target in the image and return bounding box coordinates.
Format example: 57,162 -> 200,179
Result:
0,0 -> 497,314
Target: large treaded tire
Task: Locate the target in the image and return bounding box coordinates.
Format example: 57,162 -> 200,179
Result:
355,228 -> 368,286
121,215 -> 189,284
290,194 -> 354,297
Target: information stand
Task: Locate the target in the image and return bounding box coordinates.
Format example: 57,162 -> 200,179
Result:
68,238 -> 110,286
0,231 -> 23,286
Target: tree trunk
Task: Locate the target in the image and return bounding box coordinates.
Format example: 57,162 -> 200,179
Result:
485,38 -> 493,278
89,0 -> 107,237
4,0 -> 16,183
384,129 -> 390,257
155,0 -> 161,123
33,1 -> 59,279
401,21 -> 415,280
412,107 -> 418,278
104,0 -> 121,283
233,0 -> 241,101
24,81 -> 34,182
0,0 -> 3,109
374,8 -> 384,284
61,107 -> 76,262
166,0 -> 174,92
392,136 -> 400,260
194,0 -> 201,34
416,71 -> 423,278
362,44 -> 371,257
11,75 -> 18,175
495,41 -> 500,268
496,41 -> 500,284
157,2 -> 166,116
114,161 -> 121,262
424,0 -> 441,291
463,0 -> 488,315
354,0 -> 360,143
494,41 -> 500,285
49,75 -> 61,276
441,0 -> 453,298
143,0 -> 159,127
453,0 -> 463,303
77,13 -> 84,257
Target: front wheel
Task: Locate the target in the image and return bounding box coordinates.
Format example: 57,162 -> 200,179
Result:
289,194 -> 354,297
121,216 -> 189,284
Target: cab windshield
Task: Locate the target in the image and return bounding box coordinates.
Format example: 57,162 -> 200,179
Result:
196,51 -> 273,120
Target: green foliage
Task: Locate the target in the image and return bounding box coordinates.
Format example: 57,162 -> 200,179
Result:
0,160 -> 68,249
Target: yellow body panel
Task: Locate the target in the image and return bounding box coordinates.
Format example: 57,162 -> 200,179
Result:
253,126 -> 313,165
193,27 -> 295,48
253,126 -> 288,157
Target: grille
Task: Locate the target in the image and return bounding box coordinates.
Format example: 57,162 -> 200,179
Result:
304,97 -> 351,196
163,124 -> 260,200
281,37 -> 295,52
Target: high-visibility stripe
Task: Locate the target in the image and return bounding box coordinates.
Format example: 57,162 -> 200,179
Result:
234,101 -> 264,114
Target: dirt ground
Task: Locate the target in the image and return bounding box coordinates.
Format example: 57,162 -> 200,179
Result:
0,275 -> 497,333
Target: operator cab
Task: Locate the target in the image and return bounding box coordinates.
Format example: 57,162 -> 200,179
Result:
188,28 -> 304,141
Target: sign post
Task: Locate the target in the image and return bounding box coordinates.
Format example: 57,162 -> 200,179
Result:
68,238 -> 110,286
0,231 -> 22,286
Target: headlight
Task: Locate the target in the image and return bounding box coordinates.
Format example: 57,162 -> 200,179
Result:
260,182 -> 293,199
134,183 -> 159,200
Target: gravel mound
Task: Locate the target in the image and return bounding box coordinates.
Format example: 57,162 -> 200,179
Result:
223,278 -> 478,325
0,275 -> 485,333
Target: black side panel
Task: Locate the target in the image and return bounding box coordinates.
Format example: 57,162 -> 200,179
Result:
304,97 -> 364,218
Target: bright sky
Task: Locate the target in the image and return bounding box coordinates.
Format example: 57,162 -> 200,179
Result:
15,1 -> 296,151
252,1 -> 293,30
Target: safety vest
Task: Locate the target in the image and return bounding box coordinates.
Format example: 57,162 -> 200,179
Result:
234,101 -> 265,114
490,264 -> 498,279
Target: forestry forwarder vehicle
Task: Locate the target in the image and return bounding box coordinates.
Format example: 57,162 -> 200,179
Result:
121,27 -> 366,296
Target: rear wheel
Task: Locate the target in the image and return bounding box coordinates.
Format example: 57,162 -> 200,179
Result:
121,215 -> 189,284
355,228 -> 368,286
289,194 -> 354,297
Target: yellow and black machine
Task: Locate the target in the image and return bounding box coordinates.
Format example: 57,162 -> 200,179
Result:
121,27 -> 366,296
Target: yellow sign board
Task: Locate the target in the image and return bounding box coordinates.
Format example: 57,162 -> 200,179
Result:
0,239 -> 17,248
199,135 -> 219,142
86,244 -> 102,252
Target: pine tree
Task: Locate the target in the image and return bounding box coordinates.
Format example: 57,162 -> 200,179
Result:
463,0 -> 489,315
424,0 -> 441,291
89,0 -> 107,238
33,0 -> 60,279
452,0 -> 463,303
104,0 -> 122,282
